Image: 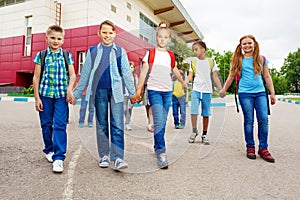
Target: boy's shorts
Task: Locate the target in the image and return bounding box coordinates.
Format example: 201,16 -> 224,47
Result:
190,90 -> 212,116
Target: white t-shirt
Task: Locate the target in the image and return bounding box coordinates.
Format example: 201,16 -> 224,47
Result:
189,58 -> 218,93
142,50 -> 174,91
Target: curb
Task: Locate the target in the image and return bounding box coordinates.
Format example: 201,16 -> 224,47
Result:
0,96 -> 237,107
277,98 -> 300,105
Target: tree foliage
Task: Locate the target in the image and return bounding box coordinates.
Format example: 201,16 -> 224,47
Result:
169,38 -> 193,72
280,48 -> 300,93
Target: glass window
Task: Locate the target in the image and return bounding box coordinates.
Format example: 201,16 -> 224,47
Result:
139,13 -> 156,46
24,16 -> 32,57
78,51 -> 86,74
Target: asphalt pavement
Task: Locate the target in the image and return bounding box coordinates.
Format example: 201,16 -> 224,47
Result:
0,95 -> 299,200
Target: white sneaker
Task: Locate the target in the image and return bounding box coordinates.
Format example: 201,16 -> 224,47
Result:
114,158 -> 128,171
99,155 -> 110,168
53,160 -> 64,173
125,124 -> 132,131
45,152 -> 54,163
202,135 -> 210,145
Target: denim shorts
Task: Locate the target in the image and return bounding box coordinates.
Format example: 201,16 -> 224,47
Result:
190,90 -> 212,116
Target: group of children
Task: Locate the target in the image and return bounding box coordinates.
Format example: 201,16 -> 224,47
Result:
33,20 -> 276,173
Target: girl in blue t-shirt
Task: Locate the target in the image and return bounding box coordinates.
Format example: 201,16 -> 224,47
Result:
219,34 -> 276,163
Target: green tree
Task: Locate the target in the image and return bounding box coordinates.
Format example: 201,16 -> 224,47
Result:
169,38 -> 193,72
269,68 -> 288,94
281,48 -> 300,92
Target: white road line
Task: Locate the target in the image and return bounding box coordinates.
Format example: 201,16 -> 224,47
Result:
63,144 -> 82,200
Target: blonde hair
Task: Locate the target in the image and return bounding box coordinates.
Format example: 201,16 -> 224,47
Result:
156,20 -> 171,36
231,34 -> 263,76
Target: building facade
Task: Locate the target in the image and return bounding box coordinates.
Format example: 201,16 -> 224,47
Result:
0,0 -> 203,88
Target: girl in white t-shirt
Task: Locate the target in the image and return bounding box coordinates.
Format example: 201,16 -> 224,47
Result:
132,21 -> 187,169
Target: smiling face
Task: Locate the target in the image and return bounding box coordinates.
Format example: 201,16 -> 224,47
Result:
98,24 -> 116,46
45,30 -> 64,52
241,37 -> 255,54
156,29 -> 171,49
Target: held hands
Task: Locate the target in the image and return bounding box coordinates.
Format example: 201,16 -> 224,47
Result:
219,89 -> 226,98
130,93 -> 142,104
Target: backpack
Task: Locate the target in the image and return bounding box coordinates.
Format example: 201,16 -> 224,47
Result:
191,57 -> 214,80
39,49 -> 69,83
89,45 -> 122,76
140,48 -> 176,97
234,55 -> 270,115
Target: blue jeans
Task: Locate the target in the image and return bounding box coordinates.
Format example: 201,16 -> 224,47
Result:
39,96 -> 68,161
238,92 -> 269,149
172,95 -> 186,126
79,94 -> 95,124
148,90 -> 172,155
94,88 -> 124,161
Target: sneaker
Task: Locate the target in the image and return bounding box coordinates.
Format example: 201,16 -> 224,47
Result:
88,122 -> 93,127
188,132 -> 198,143
78,122 -> 84,128
98,155 -> 110,168
125,124 -> 132,131
246,147 -> 256,159
53,160 -> 64,173
178,125 -> 184,129
157,153 -> 168,169
175,125 -> 180,129
201,135 -> 210,145
147,125 -> 154,133
114,158 -> 128,171
45,152 -> 54,163
258,148 -> 275,163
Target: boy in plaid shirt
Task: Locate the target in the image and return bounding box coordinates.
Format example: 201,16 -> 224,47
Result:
32,25 -> 76,173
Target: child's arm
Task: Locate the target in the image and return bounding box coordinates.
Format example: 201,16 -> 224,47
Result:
184,87 -> 189,104
212,71 -> 223,91
67,64 -> 76,103
263,64 -> 276,105
32,64 -> 43,112
219,70 -> 235,98
172,67 -> 187,90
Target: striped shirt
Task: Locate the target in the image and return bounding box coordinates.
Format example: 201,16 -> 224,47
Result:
33,47 -> 74,98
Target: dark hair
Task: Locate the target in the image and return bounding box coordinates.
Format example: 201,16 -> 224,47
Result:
192,41 -> 207,51
99,20 -> 116,31
46,25 -> 64,36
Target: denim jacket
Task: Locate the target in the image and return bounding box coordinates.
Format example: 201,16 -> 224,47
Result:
73,43 -> 135,103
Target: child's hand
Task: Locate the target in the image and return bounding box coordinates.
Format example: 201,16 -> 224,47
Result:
130,93 -> 142,104
270,94 -> 276,105
35,99 -> 43,112
184,99 -> 188,104
219,89 -> 226,98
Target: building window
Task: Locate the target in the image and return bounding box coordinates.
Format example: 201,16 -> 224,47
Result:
0,0 -> 25,7
139,13 -> 156,46
24,16 -> 32,57
111,4 -> 116,13
127,15 -> 131,23
78,51 -> 86,74
127,2 -> 131,10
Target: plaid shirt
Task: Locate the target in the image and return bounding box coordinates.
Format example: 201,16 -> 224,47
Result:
33,47 -> 74,98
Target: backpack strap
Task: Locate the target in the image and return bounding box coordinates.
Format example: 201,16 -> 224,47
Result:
167,50 -> 175,68
208,57 -> 214,71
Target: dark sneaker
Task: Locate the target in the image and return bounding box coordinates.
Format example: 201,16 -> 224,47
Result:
157,153 -> 168,169
98,155 -> 110,168
258,148 -> 275,163
178,125 -> 184,129
246,147 -> 256,159
201,135 -> 210,145
175,125 -> 180,129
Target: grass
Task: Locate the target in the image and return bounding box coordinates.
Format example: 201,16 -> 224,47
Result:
7,94 -> 34,97
285,98 -> 300,101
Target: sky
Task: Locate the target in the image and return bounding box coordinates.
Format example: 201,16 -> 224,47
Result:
179,0 -> 300,70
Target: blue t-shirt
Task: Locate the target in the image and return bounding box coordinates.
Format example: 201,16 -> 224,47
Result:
238,57 -> 269,93
96,45 -> 112,89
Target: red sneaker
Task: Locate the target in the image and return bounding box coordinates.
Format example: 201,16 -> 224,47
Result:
246,147 -> 256,159
258,148 -> 275,163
